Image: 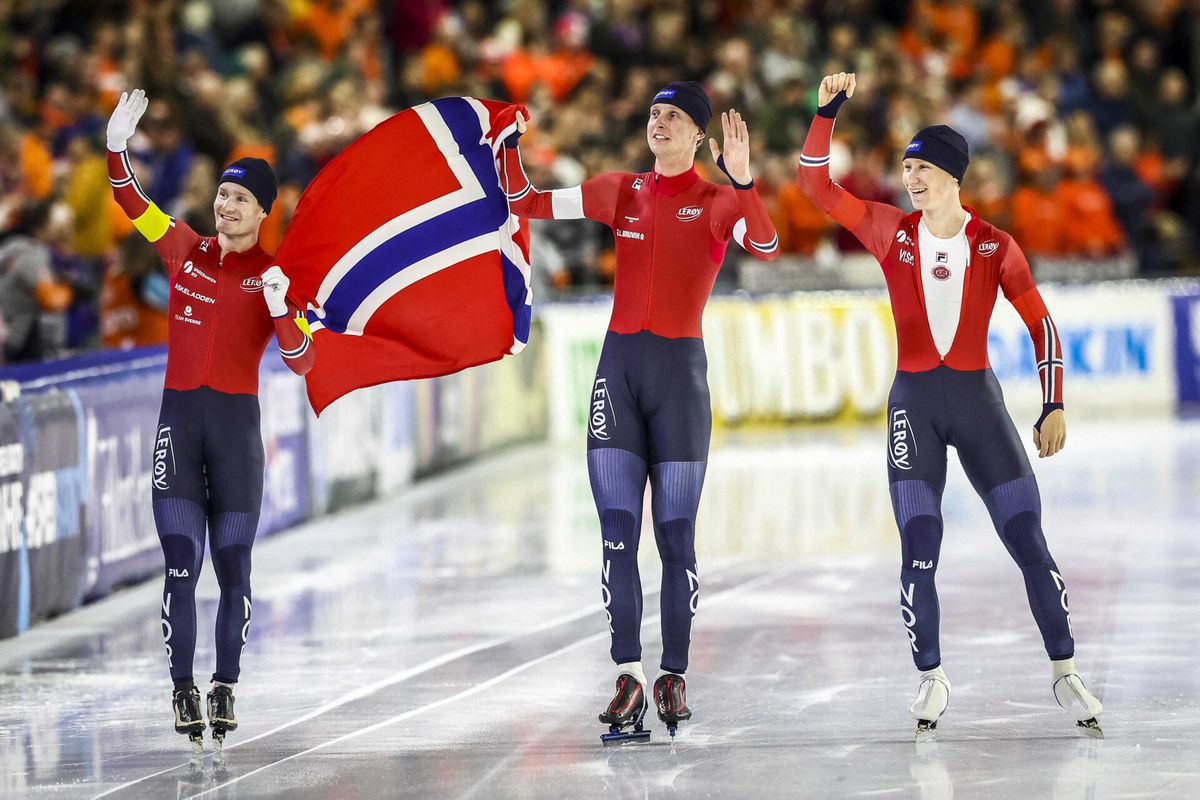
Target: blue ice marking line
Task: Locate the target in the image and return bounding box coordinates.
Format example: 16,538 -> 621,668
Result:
186,565 -> 797,800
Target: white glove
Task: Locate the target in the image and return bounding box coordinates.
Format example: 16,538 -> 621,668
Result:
261,265 -> 290,317
107,89 -> 148,152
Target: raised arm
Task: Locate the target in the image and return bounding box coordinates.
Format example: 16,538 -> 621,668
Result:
106,89 -> 198,274
797,73 -> 903,261
999,236 -> 1065,457
709,109 -> 779,260
500,112 -> 622,226
261,266 -> 315,376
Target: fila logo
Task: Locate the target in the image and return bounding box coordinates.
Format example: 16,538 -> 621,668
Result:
889,407 -> 917,470
936,251 -> 947,263
182,261 -> 216,284
168,568 -> 189,578
632,177 -> 644,190
931,265 -> 951,281
589,376 -> 614,440
603,540 -> 625,551
241,277 -> 265,292
977,239 -> 999,256
199,240 -> 210,252
676,205 -> 703,221
912,560 -> 934,569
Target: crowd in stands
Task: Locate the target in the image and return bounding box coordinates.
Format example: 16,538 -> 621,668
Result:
1,0 -> 1198,364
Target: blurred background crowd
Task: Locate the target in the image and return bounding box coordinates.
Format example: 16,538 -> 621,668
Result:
1,0 -> 1199,364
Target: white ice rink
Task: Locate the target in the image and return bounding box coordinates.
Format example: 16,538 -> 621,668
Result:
1,418 -> 1198,799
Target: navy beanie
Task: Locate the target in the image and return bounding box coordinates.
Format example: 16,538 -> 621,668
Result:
904,125 -> 969,183
219,157 -> 278,213
651,81 -> 712,132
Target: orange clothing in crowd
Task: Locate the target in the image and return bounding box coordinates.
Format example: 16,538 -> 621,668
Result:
296,0 -> 372,60
773,181 -> 833,255
543,49 -> 594,102
1011,185 -> 1067,256
20,133 -> 53,198
100,271 -> 168,349
1056,178 -> 1124,255
420,41 -> 460,94
909,0 -> 979,79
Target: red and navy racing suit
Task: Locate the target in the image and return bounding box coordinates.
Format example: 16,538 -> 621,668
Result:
503,142 -> 779,674
799,94 -> 1075,671
109,148 -> 314,686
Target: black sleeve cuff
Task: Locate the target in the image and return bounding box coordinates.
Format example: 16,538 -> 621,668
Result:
503,131 -> 522,149
817,90 -> 848,119
1035,402 -> 1064,432
716,154 -> 754,189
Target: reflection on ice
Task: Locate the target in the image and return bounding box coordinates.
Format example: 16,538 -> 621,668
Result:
0,420 -> 1198,798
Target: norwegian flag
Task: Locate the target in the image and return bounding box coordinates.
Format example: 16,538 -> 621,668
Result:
276,97 -> 532,414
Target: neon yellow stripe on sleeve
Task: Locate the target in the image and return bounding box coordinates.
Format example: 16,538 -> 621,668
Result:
132,203 -> 172,242
293,315 -> 312,339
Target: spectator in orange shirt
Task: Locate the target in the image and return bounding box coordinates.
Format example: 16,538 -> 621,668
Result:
1011,166 -> 1068,258
1057,157 -> 1125,257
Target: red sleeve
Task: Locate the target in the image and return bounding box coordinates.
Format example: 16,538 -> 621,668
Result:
273,298 -> 314,376
501,144 -> 622,226
1000,235 -> 1063,405
797,111 -> 904,262
108,148 -> 198,276
715,185 -> 780,261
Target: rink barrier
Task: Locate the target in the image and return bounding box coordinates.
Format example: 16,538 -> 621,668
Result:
0,327 -> 546,640
541,279 -> 1200,441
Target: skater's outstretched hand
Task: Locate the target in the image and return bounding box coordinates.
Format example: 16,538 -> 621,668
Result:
818,72 -> 856,107
708,109 -> 752,185
1033,409 -> 1066,458
107,89 -> 148,152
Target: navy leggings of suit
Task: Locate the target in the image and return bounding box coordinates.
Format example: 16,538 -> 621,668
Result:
887,367 -> 1074,670
588,331 -> 709,675
153,387 -> 263,685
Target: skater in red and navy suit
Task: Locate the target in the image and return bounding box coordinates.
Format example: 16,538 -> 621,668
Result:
107,90 -> 314,751
503,81 -> 779,741
798,72 -> 1103,740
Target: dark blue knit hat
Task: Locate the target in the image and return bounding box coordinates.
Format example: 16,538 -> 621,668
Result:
219,157 -> 278,213
651,81 -> 712,131
904,125 -> 970,183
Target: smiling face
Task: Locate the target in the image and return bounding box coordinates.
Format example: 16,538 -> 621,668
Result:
213,181 -> 267,237
902,158 -> 959,212
646,103 -> 703,163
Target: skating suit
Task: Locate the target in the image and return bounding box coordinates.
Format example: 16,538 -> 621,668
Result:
503,145 -> 779,672
799,96 -> 1075,669
109,149 -> 314,684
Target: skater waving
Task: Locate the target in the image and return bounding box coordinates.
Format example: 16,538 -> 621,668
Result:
503,81 -> 778,742
798,72 -> 1101,740
108,90 -> 314,751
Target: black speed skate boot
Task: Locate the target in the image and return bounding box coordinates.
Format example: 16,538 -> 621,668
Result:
599,674 -> 651,745
172,684 -> 206,754
653,673 -> 691,738
207,683 -> 238,750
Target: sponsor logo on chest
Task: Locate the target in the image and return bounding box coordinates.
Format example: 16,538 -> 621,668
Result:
182,260 -> 217,284
895,229 -> 915,265
676,205 -> 703,222
616,228 -> 644,241
241,277 -> 265,292
173,283 -> 215,304
977,239 -> 999,256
